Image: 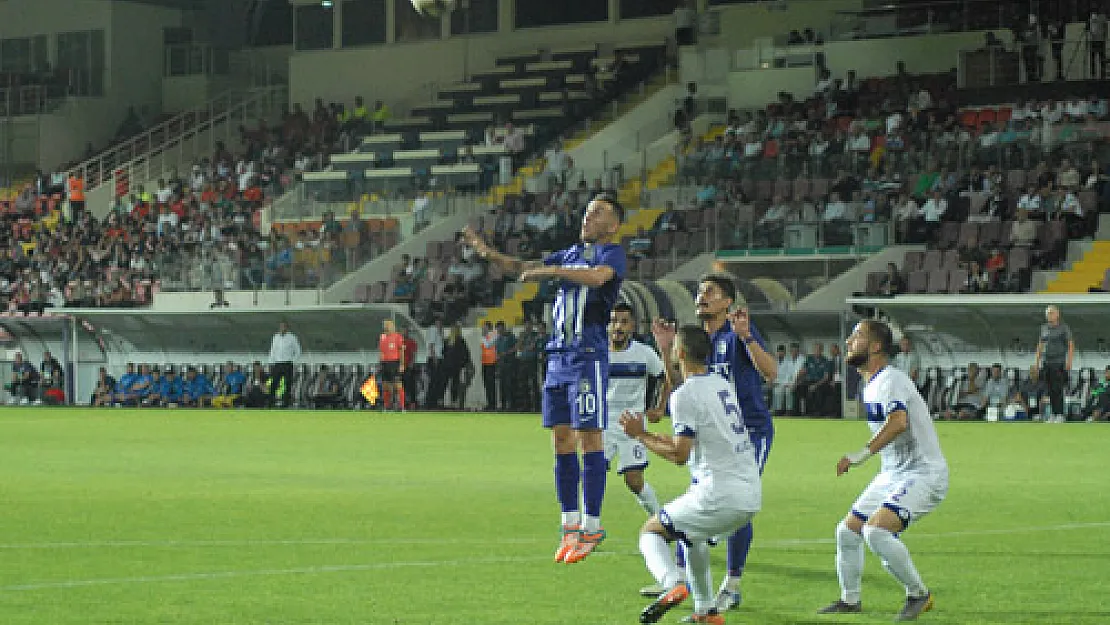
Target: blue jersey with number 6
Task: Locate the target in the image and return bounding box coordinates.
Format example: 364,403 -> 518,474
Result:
669,372 -> 762,510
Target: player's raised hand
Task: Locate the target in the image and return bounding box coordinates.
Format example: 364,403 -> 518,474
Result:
619,410 -> 646,437
651,318 -> 677,352
836,456 -> 852,476
728,307 -> 752,340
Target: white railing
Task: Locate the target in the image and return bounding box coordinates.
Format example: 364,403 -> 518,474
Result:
66,85 -> 287,194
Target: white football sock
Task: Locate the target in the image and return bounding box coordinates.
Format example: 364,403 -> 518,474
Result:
561,511 -> 581,528
683,540 -> 715,614
583,514 -> 601,533
836,519 -> 865,604
721,575 -> 740,592
861,525 -> 928,597
635,483 -> 660,516
639,532 -> 683,590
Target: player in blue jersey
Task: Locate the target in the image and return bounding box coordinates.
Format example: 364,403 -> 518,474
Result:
650,274 -> 777,611
462,192 -> 627,565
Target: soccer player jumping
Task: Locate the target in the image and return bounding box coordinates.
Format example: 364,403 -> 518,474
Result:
818,319 -> 948,621
462,192 -> 626,564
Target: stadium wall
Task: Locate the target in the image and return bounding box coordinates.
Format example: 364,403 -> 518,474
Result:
287,0 -> 862,115
717,30 -> 1009,113
0,0 -> 183,170
289,18 -> 673,115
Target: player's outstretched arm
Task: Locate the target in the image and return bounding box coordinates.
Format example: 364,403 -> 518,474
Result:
620,410 -> 692,465
837,408 -> 908,476
461,226 -> 541,275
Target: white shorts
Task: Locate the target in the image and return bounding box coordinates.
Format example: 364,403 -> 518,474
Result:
659,489 -> 757,544
851,471 -> 948,528
604,427 -> 648,474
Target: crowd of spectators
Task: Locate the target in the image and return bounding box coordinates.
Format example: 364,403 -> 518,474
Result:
0,91 -> 412,308
658,62 -> 1110,293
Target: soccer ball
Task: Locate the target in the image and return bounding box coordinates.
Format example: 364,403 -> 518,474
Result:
411,0 -> 456,17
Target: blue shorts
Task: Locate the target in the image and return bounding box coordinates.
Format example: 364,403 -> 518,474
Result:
542,352 -> 608,430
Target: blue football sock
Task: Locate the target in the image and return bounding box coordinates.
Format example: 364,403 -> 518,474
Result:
554,453 -> 580,515
726,522 -> 753,578
580,450 -> 607,520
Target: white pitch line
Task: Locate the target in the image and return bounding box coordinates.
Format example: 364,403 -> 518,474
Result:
0,555 -> 557,592
0,521 -> 1105,593
1,521 -> 1106,552
0,537 -> 548,550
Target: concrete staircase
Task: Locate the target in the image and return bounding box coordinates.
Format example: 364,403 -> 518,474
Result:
1041,240 -> 1110,293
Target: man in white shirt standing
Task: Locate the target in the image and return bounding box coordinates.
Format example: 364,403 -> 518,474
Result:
268,320 -> 303,408
772,343 -> 802,415
817,319 -> 948,621
621,325 -> 761,625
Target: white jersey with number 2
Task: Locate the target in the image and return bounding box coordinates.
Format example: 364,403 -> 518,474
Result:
670,373 -> 761,512
862,366 -> 948,477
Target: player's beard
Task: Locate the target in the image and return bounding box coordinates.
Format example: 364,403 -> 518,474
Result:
845,349 -> 868,368
611,337 -> 629,350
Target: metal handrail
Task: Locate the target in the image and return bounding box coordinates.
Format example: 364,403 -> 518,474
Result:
66,85 -> 286,191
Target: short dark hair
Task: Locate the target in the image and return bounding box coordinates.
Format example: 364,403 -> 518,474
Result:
863,319 -> 896,357
699,273 -> 737,303
591,192 -> 625,223
677,324 -> 712,363
611,301 -> 635,317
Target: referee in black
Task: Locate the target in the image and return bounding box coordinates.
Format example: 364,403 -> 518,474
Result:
268,320 -> 302,408
1034,305 -> 1074,423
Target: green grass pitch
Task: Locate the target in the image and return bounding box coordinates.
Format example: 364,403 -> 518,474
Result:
1,409 -> 1107,624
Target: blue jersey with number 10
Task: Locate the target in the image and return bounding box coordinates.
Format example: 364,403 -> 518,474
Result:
707,319 -> 773,435
543,242 -> 626,354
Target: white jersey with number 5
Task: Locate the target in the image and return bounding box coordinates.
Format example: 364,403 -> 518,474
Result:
606,340 -> 666,429
862,366 -> 948,477
670,373 -> 761,512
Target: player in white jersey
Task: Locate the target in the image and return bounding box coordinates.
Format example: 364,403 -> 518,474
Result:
606,303 -> 668,516
818,320 -> 949,622
621,325 -> 761,625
